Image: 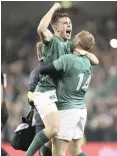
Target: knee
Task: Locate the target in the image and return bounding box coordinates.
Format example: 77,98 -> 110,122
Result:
51,127 -> 59,136
46,127 -> 59,137
50,123 -> 60,136
52,148 -> 65,156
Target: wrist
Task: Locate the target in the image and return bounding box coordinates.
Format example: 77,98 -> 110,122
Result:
49,6 -> 57,15
52,5 -> 59,11
52,3 -> 61,11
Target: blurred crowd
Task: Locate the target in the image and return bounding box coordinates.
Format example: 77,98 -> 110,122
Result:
1,7 -> 117,142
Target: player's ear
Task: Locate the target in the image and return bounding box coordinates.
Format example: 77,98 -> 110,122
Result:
52,24 -> 59,32
77,40 -> 81,46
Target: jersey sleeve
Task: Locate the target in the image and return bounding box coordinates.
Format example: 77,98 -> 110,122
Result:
42,35 -> 56,47
40,62 -> 57,75
28,67 -> 41,92
42,36 -> 53,46
42,35 -> 58,62
53,55 -> 65,71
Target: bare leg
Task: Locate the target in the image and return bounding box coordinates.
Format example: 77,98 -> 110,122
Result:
68,139 -> 83,156
25,111 -> 60,156
52,138 -> 69,156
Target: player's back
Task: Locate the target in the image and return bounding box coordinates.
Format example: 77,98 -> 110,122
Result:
56,54 -> 92,110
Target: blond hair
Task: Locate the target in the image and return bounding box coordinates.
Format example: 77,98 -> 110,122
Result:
73,30 -> 95,51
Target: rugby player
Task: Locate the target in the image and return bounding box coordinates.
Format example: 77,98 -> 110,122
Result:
40,31 -> 98,156
28,42 -> 44,135
27,42 -> 52,156
25,3 -> 99,156
27,41 -> 98,156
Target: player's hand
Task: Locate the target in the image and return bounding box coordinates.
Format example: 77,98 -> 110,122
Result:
74,49 -> 87,56
27,91 -> 34,101
53,3 -> 61,10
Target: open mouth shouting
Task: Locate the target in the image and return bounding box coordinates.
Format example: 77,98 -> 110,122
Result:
66,29 -> 72,38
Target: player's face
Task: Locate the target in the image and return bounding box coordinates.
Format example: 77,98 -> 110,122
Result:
56,17 -> 72,40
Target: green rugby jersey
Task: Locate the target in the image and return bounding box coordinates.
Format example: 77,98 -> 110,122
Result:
53,54 -> 92,110
35,35 -> 72,92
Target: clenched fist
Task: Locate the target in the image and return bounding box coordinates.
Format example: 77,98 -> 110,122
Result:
53,3 -> 61,10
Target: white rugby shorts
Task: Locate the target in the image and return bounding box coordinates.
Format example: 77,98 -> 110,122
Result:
33,90 -> 58,120
55,108 -> 87,141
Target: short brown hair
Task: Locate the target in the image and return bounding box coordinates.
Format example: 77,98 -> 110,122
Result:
73,30 -> 95,51
51,13 -> 69,25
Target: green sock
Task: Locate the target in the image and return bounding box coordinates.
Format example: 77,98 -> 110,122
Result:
40,145 -> 52,156
25,130 -> 49,156
78,152 -> 86,156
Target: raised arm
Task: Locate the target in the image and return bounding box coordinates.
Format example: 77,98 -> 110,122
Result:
37,3 -> 61,43
85,52 -> 99,65
74,49 -> 99,65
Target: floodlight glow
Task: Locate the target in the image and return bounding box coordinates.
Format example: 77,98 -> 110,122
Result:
61,1 -> 72,8
110,39 -> 117,48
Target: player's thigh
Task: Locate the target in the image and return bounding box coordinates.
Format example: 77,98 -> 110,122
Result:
68,109 -> 87,156
55,109 -> 79,141
43,111 -> 60,130
34,90 -> 58,118
34,90 -> 60,129
73,109 -> 87,140
52,138 -> 69,156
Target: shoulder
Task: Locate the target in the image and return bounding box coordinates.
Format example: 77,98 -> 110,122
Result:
59,54 -> 75,65
61,54 -> 73,59
42,35 -> 59,47
62,54 -> 76,61
83,56 -> 92,64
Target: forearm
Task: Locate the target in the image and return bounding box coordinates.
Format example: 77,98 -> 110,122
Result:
86,52 -> 99,65
28,68 -> 41,92
40,63 -> 57,75
27,68 -> 41,106
37,4 -> 59,33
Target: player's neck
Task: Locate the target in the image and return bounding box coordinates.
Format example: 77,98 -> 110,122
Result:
73,47 -> 84,56
54,33 -> 67,41
73,50 -> 79,56
74,46 -> 83,51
